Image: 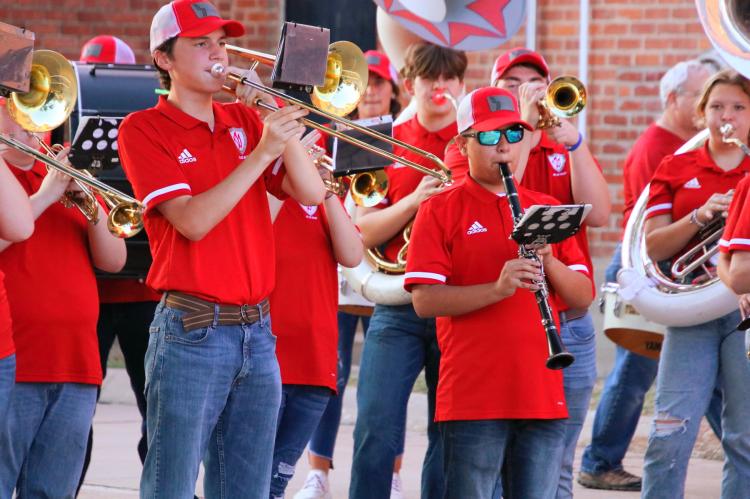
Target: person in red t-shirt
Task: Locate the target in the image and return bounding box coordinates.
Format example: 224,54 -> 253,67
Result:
75,34 -> 161,491
0,97 -> 126,496
117,1 -> 325,496
266,163 -> 362,497
0,105 -> 34,423
579,59 -> 715,492
406,86 -> 593,498
641,70 -> 750,498
350,42 -> 466,499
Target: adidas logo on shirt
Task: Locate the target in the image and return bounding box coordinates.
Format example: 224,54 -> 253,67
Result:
466,221 -> 488,235
178,148 -> 197,165
683,177 -> 701,189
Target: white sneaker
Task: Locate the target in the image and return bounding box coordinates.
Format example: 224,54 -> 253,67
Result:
390,472 -> 403,499
293,470 -> 333,499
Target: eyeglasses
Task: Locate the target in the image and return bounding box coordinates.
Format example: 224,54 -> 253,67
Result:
462,125 -> 525,145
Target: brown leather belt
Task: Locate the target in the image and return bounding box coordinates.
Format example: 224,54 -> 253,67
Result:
165,291 -> 269,332
559,307 -> 588,324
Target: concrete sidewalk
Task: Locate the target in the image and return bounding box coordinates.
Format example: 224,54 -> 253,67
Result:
79,368 -> 723,499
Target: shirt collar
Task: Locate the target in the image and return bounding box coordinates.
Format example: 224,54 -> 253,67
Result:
155,96 -> 238,132
696,140 -> 750,175
405,115 -> 457,142
463,174 -> 509,204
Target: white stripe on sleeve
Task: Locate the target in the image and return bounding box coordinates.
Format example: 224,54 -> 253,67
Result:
568,264 -> 590,274
142,183 -> 192,207
404,271 -> 447,283
643,203 -> 672,218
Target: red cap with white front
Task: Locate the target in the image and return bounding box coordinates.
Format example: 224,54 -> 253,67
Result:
457,87 -> 532,134
150,0 -> 245,54
80,35 -> 136,64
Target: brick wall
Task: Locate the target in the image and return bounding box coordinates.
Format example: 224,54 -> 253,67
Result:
0,0 -> 713,258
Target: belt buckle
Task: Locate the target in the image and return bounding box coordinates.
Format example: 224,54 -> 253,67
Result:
240,304 -> 252,323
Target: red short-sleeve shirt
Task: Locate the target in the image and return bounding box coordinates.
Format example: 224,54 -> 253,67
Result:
0,161 -> 102,384
373,116 -> 456,261
720,175 -> 750,253
118,97 -> 287,305
270,199 -> 338,391
404,176 -> 590,421
646,142 -> 750,236
622,123 -> 685,227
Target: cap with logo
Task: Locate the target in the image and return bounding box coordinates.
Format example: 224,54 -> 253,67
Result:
490,47 -> 549,86
80,35 -> 136,64
150,0 -> 245,54
457,87 -> 532,134
364,50 -> 399,84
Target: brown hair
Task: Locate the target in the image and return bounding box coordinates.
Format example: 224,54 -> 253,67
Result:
400,42 -> 467,82
153,37 -> 177,91
697,69 -> 750,115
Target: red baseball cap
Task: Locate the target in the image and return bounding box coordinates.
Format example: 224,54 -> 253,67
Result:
150,0 -> 245,54
364,50 -> 399,84
80,35 -> 136,64
457,87 -> 532,134
490,47 -> 549,86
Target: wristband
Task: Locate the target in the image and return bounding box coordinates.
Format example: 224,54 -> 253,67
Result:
690,209 -> 706,228
566,132 -> 583,152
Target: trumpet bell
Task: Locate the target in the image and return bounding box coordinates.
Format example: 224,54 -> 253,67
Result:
350,170 -> 388,208
7,50 -> 78,133
311,41 -> 369,117
546,76 -> 586,119
107,202 -> 144,239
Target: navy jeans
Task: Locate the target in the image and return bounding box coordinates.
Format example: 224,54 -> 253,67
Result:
349,304 -> 442,499
0,354 -> 13,423
270,385 -> 332,497
581,245 -> 723,475
140,299 -> 281,499
0,382 -> 97,497
309,311 -> 373,462
442,418 -> 566,499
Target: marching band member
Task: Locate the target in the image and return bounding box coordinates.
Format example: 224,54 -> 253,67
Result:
485,46 -> 610,499
641,69 -> 750,499
267,140 -> 363,497
296,50 -> 404,499
350,41 -> 466,499
579,59 -> 718,492
0,100 -> 34,422
76,34 -> 161,490
0,98 -> 126,497
405,86 -> 593,499
117,0 -> 325,496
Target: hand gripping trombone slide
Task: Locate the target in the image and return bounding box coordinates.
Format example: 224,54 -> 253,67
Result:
498,162 -> 575,370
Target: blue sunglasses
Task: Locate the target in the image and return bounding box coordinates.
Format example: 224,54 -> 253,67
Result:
462,125 -> 525,145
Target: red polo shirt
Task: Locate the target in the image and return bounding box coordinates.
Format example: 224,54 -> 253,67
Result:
623,124 -> 685,227
646,142 -> 750,259
270,199 -> 338,391
0,161 -> 102,384
118,96 -> 286,305
0,271 -> 12,359
374,116 -> 456,261
404,176 -> 590,421
720,175 -> 750,253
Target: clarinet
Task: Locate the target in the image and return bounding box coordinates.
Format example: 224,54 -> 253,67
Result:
498,162 -> 575,370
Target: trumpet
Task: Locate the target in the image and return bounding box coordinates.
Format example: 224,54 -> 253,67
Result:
536,76 -> 587,129
0,49 -> 144,238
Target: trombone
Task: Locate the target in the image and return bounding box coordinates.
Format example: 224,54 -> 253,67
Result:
214,42 -> 453,186
0,50 -> 144,238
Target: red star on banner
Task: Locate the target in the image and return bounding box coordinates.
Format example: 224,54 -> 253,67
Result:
467,0 -> 511,37
391,9 -> 449,45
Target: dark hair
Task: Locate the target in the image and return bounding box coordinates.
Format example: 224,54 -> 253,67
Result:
697,69 -> 750,115
153,37 -> 177,90
400,42 -> 467,82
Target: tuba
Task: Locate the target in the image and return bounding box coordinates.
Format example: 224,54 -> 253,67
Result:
616,0 -> 750,326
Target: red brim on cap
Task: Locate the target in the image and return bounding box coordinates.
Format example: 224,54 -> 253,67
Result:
180,18 -> 245,39
473,116 -> 533,132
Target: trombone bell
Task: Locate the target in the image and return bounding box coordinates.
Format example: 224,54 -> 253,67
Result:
350,170 -> 388,208
311,41 -> 369,117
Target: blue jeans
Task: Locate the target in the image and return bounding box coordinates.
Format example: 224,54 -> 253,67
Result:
350,304 -> 442,499
442,418 -> 566,499
309,311 -> 373,462
270,385 -> 332,497
0,354 -> 14,423
0,382 -> 97,497
642,310 -> 750,499
140,300 -> 281,499
581,246 -> 723,475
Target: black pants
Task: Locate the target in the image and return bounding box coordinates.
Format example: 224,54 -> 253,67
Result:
77,300 -> 157,493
